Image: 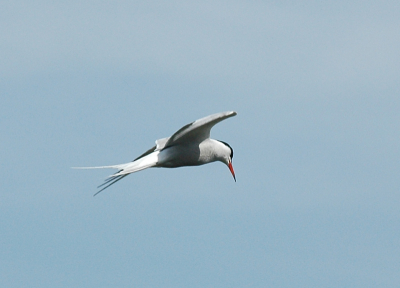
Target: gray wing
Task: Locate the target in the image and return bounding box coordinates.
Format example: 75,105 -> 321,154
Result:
132,111 -> 236,161
164,111 -> 237,147
133,137 -> 169,161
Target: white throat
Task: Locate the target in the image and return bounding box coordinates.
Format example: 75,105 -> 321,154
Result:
198,139 -> 230,165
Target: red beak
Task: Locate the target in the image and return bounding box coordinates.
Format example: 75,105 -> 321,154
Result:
228,162 -> 236,182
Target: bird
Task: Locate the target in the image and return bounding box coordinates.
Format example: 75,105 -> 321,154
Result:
74,111 -> 237,196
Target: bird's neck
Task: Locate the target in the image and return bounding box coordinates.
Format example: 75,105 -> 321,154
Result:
198,139 -> 227,164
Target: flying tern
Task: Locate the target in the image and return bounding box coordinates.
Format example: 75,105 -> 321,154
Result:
75,111 -> 237,196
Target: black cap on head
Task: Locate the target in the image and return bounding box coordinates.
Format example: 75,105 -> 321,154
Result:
218,140 -> 234,159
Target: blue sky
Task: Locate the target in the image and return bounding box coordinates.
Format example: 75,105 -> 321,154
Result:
2,1 -> 400,287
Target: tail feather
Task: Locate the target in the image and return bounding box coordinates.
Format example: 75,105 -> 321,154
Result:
71,164 -> 129,170
74,151 -> 161,195
94,174 -> 128,196
108,151 -> 160,177
97,170 -> 124,188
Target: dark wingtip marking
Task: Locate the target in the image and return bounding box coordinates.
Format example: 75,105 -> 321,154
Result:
133,145 -> 157,161
94,174 -> 128,196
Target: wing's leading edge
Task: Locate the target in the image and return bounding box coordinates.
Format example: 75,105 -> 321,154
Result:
165,111 -> 237,147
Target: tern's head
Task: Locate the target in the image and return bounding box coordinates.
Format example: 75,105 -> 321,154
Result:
217,140 -> 236,182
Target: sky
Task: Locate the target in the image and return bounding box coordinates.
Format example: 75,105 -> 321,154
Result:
1,1 -> 400,287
